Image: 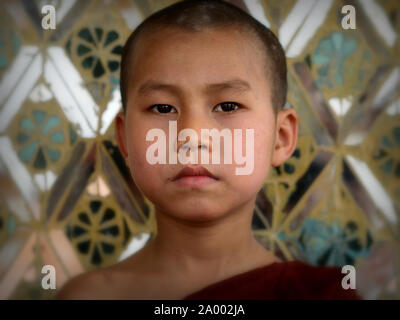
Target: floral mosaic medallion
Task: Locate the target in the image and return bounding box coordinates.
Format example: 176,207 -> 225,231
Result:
66,198 -> 130,269
66,23 -> 125,104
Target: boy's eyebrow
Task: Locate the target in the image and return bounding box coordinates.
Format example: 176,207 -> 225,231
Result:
136,79 -> 252,97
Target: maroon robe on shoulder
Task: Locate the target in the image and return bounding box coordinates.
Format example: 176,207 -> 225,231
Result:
183,261 -> 361,300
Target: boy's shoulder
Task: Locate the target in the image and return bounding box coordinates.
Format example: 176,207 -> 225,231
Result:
56,254 -> 154,299
277,260 -> 361,299
56,269 -> 108,300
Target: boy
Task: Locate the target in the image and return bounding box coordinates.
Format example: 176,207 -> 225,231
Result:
57,0 -> 360,299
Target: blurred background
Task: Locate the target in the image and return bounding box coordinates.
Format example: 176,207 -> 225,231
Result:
0,0 -> 399,299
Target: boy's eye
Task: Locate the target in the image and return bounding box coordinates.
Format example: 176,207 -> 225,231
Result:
214,102 -> 241,113
150,104 -> 177,114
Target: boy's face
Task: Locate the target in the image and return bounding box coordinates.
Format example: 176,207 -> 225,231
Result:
116,27 -> 285,222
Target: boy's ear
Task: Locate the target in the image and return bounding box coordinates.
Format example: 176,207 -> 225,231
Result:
271,108 -> 298,167
115,111 -> 129,166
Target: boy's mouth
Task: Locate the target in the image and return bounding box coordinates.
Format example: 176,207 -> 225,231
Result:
171,165 -> 219,188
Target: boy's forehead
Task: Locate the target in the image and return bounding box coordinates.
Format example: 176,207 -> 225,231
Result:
128,26 -> 269,86
132,26 -> 264,62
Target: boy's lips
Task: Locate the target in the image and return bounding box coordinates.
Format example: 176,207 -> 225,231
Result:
171,165 -> 219,187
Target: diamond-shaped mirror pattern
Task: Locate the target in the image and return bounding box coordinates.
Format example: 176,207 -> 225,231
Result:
0,0 -> 399,299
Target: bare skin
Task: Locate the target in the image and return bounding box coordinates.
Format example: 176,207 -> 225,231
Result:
57,189 -> 283,299
56,26 -> 297,300
57,232 -> 281,299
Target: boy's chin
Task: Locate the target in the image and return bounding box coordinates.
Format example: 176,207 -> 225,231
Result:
157,198 -> 233,223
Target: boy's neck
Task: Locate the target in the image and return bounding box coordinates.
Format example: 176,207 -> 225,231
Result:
145,197 -> 278,280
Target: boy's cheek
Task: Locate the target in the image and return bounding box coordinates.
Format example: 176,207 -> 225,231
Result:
129,149 -> 163,184
128,162 -> 164,198
231,165 -> 268,193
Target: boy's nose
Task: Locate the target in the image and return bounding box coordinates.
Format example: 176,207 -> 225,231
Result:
178,139 -> 208,153
177,109 -> 209,132
176,111 -> 213,153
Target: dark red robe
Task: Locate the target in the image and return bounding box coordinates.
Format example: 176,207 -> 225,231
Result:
183,260 -> 362,300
